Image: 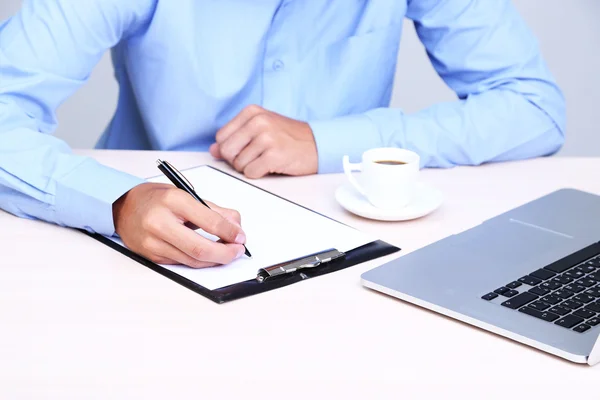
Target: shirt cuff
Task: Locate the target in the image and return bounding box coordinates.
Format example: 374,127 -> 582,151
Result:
54,158 -> 144,236
308,114 -> 382,174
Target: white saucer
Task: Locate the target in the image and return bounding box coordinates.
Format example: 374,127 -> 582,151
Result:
335,182 -> 443,221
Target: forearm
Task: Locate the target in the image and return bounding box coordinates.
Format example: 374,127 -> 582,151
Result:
0,0 -> 156,233
0,101 -> 143,234
372,88 -> 564,168
311,87 -> 563,173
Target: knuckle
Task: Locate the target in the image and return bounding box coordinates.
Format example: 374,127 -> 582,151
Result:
140,215 -> 154,232
233,158 -> 244,171
264,149 -> 279,163
223,218 -> 239,237
215,218 -> 238,241
189,244 -> 206,260
244,104 -> 262,115
140,237 -> 155,252
220,145 -> 235,161
250,114 -> 271,129
229,210 -> 242,223
161,188 -> 179,205
203,213 -> 221,233
141,209 -> 166,234
258,132 -> 274,147
221,152 -> 233,163
144,213 -> 163,233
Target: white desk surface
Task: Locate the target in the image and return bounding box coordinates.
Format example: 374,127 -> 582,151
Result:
2,150 -> 598,399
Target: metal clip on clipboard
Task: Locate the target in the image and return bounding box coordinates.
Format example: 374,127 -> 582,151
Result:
256,249 -> 345,283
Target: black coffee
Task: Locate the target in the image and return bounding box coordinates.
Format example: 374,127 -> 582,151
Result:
374,160 -> 406,165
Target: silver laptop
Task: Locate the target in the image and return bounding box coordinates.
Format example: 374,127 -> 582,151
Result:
361,188 -> 600,366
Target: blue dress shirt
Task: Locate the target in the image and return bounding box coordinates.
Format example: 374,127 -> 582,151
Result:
0,0 -> 565,236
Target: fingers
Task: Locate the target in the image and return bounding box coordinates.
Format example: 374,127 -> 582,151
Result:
209,143 -> 222,159
165,223 -> 246,265
243,151 -> 276,179
217,124 -> 261,165
207,201 -> 242,226
141,191 -> 247,265
176,194 -> 245,244
217,113 -> 275,165
141,236 -> 217,268
215,104 -> 263,144
232,133 -> 271,172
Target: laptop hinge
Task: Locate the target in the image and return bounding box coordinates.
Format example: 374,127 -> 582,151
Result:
589,334 -> 600,366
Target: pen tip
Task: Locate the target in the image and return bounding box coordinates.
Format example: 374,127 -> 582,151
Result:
244,247 -> 252,258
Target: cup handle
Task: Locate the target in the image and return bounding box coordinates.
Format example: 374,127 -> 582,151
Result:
342,155 -> 366,196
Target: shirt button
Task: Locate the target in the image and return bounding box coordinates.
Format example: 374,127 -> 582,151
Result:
272,60 -> 284,71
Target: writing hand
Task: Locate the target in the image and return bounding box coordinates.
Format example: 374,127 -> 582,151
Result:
112,183 -> 247,268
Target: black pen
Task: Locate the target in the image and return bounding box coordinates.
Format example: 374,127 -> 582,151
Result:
156,159 -> 252,258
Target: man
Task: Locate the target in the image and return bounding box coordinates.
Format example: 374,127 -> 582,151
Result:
0,1 -> 565,267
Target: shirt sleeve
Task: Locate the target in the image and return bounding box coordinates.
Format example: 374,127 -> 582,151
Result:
0,0 -> 157,235
310,0 -> 566,173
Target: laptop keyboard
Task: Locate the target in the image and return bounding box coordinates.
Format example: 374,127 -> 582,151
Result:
481,244 -> 600,333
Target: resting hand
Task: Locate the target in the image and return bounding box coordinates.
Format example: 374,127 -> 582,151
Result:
112,183 -> 247,268
209,105 -> 318,179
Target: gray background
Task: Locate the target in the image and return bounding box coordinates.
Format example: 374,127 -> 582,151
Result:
1,0 -> 598,156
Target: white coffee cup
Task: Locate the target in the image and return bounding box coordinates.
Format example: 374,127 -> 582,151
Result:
343,148 -> 420,210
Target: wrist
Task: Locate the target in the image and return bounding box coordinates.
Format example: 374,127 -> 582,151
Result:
301,122 -> 319,175
112,187 -> 134,234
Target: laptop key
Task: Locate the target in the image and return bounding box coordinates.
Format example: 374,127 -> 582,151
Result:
519,307 -> 560,322
542,295 -> 562,305
518,276 -> 543,286
564,284 -> 586,294
588,273 -> 600,282
552,290 -> 575,299
529,301 -> 551,311
588,258 -> 600,267
562,300 -> 584,310
554,290 -> 574,299
482,293 -> 498,301
574,294 -> 595,304
529,286 -> 551,296
573,324 -> 591,333
575,265 -> 595,274
573,309 -> 596,319
565,270 -> 585,279
506,281 -> 522,289
584,288 -> 600,297
501,292 -> 538,310
553,276 -> 574,285
555,315 -> 585,329
549,306 -> 571,316
530,269 -> 556,280
502,289 -> 519,298
577,278 -> 596,288
540,281 -> 562,291
585,302 -> 600,313
587,317 -> 600,326
494,287 -> 509,295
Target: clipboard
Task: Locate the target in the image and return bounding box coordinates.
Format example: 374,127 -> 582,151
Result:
84,166 -> 400,303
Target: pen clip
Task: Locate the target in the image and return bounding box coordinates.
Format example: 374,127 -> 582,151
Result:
157,159 -> 195,190
256,249 -> 344,282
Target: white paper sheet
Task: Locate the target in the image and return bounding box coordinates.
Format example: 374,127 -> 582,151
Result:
108,166 -> 374,290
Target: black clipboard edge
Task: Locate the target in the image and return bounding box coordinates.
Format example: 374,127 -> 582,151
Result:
84,231 -> 399,304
